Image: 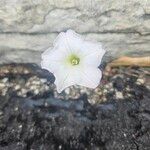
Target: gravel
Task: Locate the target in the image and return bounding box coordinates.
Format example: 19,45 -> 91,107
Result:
0,64 -> 149,104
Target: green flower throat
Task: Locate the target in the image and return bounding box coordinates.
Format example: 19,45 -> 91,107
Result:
68,54 -> 80,66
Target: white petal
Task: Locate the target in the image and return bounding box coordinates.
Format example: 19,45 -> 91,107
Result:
53,32 -> 73,54
65,30 -> 84,54
41,47 -> 53,59
75,67 -> 102,89
54,67 -> 75,93
42,31 -> 73,61
81,42 -> 105,67
42,48 -> 64,61
54,66 -> 102,92
41,33 -> 73,73
41,46 -> 66,73
42,35 -> 70,61
41,58 -> 61,73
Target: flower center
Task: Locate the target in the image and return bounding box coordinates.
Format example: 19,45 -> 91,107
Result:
68,54 -> 80,66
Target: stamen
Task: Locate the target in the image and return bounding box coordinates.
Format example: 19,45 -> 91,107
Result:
71,59 -> 79,65
68,54 -> 80,66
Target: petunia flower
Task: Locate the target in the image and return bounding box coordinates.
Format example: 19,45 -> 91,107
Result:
41,30 -> 105,93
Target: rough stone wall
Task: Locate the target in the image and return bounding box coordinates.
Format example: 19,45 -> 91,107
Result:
0,0 -> 149,64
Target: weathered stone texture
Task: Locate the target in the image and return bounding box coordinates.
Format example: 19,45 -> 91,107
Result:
0,0 -> 150,64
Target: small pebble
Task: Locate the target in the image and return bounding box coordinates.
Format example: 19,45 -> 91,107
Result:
14,107 -> 18,111
34,89 -> 39,95
21,88 -> 27,94
59,145 -> 62,149
103,89 -> 107,94
64,88 -> 70,94
123,133 -> 127,137
116,92 -> 124,99
18,125 -> 22,129
2,78 -> 8,83
0,111 -> 3,116
44,85 -> 50,91
14,85 -> 21,90
40,78 -> 47,83
1,88 -> 8,96
44,102 -> 48,107
30,85 -> 37,90
0,83 -> 5,88
136,78 -> 144,84
24,69 -> 29,74
32,80 -> 41,85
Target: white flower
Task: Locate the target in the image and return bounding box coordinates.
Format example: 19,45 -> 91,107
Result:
41,30 -> 105,93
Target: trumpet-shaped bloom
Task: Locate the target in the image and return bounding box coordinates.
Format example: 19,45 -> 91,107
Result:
41,30 -> 105,93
